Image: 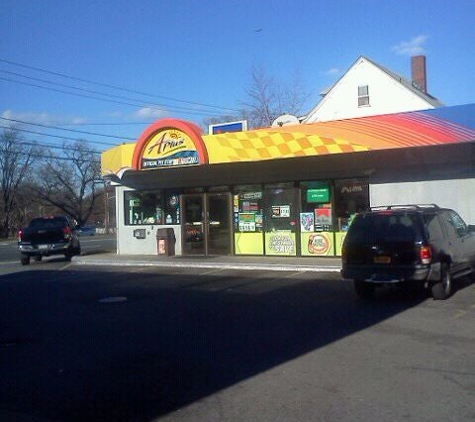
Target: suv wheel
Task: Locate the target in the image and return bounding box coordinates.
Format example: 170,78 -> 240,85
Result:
354,280 -> 375,299
431,264 -> 452,300
20,254 -> 30,266
64,248 -> 74,261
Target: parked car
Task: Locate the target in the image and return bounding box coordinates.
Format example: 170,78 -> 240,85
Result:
341,204 -> 475,300
17,216 -> 81,265
78,225 -> 96,236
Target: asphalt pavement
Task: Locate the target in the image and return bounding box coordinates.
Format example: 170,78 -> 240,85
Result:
2,243 -> 475,422
2,255 -> 474,422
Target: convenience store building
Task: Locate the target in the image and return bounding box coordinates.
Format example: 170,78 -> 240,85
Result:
101,103 -> 475,258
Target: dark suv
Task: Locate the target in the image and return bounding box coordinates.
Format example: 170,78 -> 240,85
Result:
341,205 -> 475,300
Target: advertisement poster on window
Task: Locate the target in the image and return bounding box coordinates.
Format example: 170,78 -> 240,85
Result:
242,201 -> 260,212
239,213 -> 256,232
315,208 -> 332,231
301,232 -> 335,256
265,232 -> 296,256
235,233 -> 264,255
272,205 -> 290,218
300,212 -> 315,232
255,214 -> 263,229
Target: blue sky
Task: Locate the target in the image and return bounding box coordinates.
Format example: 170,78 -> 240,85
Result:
1,0 -> 474,151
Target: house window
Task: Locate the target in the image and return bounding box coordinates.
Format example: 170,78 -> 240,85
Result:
358,85 -> 370,107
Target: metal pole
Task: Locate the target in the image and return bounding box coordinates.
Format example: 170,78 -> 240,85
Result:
104,180 -> 109,234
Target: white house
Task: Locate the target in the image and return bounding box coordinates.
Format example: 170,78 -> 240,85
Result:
303,55 -> 443,123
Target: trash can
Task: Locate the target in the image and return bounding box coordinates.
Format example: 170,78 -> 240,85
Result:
156,228 -> 176,256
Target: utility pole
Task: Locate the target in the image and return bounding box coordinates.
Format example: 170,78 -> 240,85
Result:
104,180 -> 109,234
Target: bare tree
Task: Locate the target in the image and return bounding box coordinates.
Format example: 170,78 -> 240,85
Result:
241,64 -> 310,129
0,126 -> 35,237
30,139 -> 102,226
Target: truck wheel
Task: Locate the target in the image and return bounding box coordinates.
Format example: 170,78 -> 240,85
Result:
20,254 -> 30,266
431,264 -> 452,300
354,280 -> 375,299
64,246 -> 75,261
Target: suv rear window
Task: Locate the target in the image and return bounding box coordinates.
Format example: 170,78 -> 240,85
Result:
346,213 -> 422,243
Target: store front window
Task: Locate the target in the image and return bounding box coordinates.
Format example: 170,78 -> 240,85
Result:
124,189 -> 181,225
164,190 -> 181,224
264,183 -> 297,256
233,185 -> 264,255
124,190 -> 163,225
334,178 -> 369,254
300,181 -> 334,256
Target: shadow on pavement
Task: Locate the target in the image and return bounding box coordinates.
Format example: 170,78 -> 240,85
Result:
0,268 -> 433,422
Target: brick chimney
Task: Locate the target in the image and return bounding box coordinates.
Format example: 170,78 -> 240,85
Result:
411,55 -> 427,93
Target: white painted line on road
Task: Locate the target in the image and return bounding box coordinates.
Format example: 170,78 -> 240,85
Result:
59,262 -> 73,271
453,310 -> 468,319
0,261 -> 20,265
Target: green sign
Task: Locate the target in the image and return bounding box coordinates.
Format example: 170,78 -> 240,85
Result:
307,188 -> 330,203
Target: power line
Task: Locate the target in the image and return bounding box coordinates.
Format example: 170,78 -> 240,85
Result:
0,147 -> 101,163
0,116 -> 136,141
60,122 -> 152,126
11,130 -> 103,155
0,69 -> 230,116
0,76 -> 222,118
1,137 -> 101,155
0,58 -> 241,113
0,125 -> 119,147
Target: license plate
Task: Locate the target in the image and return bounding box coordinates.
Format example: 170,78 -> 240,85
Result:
374,255 -> 391,264
37,244 -> 49,250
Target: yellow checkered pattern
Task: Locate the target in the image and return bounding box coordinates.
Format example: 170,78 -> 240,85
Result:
100,129 -> 370,176
204,130 -> 369,164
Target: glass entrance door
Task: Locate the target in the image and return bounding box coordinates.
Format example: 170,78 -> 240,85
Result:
183,195 -> 205,255
182,193 -> 231,255
207,193 -> 231,255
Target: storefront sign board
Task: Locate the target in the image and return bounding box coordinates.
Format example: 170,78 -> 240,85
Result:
307,188 -> 330,203
132,119 -> 208,170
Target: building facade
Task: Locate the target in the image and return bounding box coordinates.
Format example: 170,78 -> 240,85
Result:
102,104 -> 475,257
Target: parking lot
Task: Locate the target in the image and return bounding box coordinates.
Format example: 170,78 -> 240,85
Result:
1,262 -> 474,422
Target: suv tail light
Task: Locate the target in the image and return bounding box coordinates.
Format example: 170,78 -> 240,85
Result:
420,245 -> 432,264
63,226 -> 72,240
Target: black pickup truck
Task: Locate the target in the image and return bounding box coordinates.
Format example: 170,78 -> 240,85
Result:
18,216 -> 81,265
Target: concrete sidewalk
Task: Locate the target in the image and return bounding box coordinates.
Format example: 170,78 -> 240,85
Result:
74,253 -> 342,273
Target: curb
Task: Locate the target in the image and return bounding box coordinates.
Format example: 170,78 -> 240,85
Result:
73,258 -> 342,273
